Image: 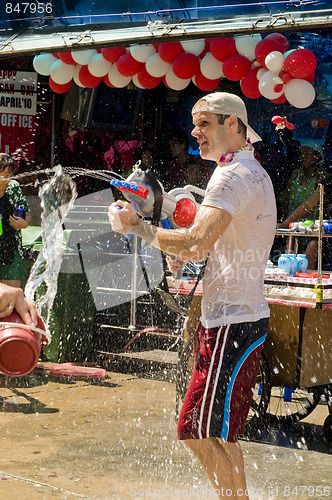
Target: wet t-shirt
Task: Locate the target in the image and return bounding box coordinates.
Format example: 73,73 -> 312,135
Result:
200,150 -> 277,327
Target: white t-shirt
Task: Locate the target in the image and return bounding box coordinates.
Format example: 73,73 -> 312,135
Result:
200,149 -> 277,328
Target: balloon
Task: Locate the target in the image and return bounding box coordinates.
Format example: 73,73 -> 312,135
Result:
258,70 -> 284,99
88,53 -> 112,77
71,49 -> 97,65
106,64 -> 131,88
117,52 -> 142,76
145,53 -> 170,77
284,79 -> 315,108
132,74 -> 146,89
265,51 -> 285,73
193,70 -> 220,91
78,65 -> 102,88
130,44 -> 156,62
210,38 -> 237,62
279,70 -> 292,84
103,74 -> 116,88
255,38 -> 283,67
49,77 -> 72,94
137,66 -> 161,89
222,54 -> 251,81
235,34 -> 262,61
180,39 -> 205,56
158,42 -> 184,63
50,60 -> 75,84
57,52 -> 76,65
270,94 -> 287,104
304,72 -> 316,84
163,67 -> 191,90
33,53 -> 58,75
284,48 -> 317,79
265,33 -> 289,53
172,53 -> 199,79
101,47 -> 126,63
240,67 -> 262,99
200,52 -> 224,80
256,68 -> 268,80
73,65 -> 84,87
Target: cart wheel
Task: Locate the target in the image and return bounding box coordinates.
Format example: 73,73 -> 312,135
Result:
323,415 -> 332,441
244,351 -> 271,434
266,386 -> 322,424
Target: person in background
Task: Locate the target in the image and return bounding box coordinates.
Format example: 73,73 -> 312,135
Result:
109,92 -> 276,499
183,155 -> 212,190
0,282 -> 37,326
278,140 -> 331,269
161,131 -> 192,190
0,153 -> 32,288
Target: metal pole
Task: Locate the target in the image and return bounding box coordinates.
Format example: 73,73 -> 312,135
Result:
317,183 -> 324,283
129,235 -> 138,332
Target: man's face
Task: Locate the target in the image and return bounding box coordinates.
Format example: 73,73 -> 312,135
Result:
0,167 -> 12,191
191,111 -> 228,162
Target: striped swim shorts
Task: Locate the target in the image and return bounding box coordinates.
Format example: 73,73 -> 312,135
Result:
177,317 -> 269,442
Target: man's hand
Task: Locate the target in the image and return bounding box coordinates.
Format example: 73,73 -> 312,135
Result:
9,214 -> 29,230
166,255 -> 184,275
0,284 -> 38,327
108,200 -> 140,234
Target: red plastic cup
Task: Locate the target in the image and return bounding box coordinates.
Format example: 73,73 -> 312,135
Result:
0,310 -> 48,377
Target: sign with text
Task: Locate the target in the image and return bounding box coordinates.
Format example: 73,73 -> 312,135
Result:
0,70 -> 38,158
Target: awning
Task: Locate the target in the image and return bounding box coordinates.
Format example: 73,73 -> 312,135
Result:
0,0 -> 331,57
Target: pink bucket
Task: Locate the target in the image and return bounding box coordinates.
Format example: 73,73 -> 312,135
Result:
0,311 -> 48,377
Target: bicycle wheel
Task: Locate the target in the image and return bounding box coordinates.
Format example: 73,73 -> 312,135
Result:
266,386 -> 322,424
244,351 -> 271,434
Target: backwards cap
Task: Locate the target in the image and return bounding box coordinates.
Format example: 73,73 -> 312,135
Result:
192,92 -> 261,143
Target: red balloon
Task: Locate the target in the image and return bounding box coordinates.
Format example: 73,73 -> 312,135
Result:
158,42 -> 184,63
49,77 -> 72,93
264,33 -> 289,53
103,74 -> 116,88
240,67 -> 262,99
137,67 -> 161,89
223,54 -> 251,81
255,38 -> 283,67
270,94 -> 287,104
284,49 -> 317,79
172,53 -> 199,79
117,52 -> 142,76
304,71 -> 316,84
79,65 -> 102,87
101,47 -> 126,63
57,52 -> 76,65
51,52 -> 60,58
210,38 -> 237,62
279,70 -> 292,84
194,70 -> 220,91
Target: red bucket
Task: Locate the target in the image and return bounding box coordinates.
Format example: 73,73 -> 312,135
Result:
0,311 -> 48,377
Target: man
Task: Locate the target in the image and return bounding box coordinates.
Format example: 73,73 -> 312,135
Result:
108,92 -> 277,499
0,282 -> 37,326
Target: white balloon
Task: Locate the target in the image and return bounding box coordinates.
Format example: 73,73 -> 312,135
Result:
200,53 -> 224,80
33,53 -> 58,76
235,34 -> 262,61
50,60 -> 75,84
256,68 -> 268,80
107,64 -> 131,88
71,49 -> 97,65
180,39 -> 205,56
272,76 -> 284,84
145,53 -> 170,77
258,70 -> 284,99
132,74 -> 145,89
88,53 -> 112,77
130,44 -> 156,62
73,64 -> 85,87
284,79 -> 315,108
164,67 -> 191,91
265,51 -> 285,73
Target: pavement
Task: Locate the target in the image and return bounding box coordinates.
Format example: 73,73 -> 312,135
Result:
0,366 -> 331,500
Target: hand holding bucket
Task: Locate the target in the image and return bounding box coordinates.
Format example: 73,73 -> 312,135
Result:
0,311 -> 50,377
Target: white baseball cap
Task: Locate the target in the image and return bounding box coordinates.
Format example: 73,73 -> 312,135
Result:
192,92 -> 261,143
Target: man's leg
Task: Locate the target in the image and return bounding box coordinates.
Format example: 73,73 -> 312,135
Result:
184,437 -> 249,499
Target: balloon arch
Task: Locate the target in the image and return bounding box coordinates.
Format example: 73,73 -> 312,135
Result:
33,33 -> 317,109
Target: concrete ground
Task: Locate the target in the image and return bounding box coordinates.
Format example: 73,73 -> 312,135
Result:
0,367 -> 331,500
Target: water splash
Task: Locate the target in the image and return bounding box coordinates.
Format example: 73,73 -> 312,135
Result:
24,165 -> 77,333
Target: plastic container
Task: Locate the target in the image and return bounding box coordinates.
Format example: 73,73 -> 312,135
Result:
288,254 -> 298,276
13,205 -> 26,219
278,254 -> 292,276
323,221 -> 332,234
296,254 -> 308,273
0,310 -> 48,377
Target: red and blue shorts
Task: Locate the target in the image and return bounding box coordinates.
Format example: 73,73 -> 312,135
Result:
178,317 -> 269,442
